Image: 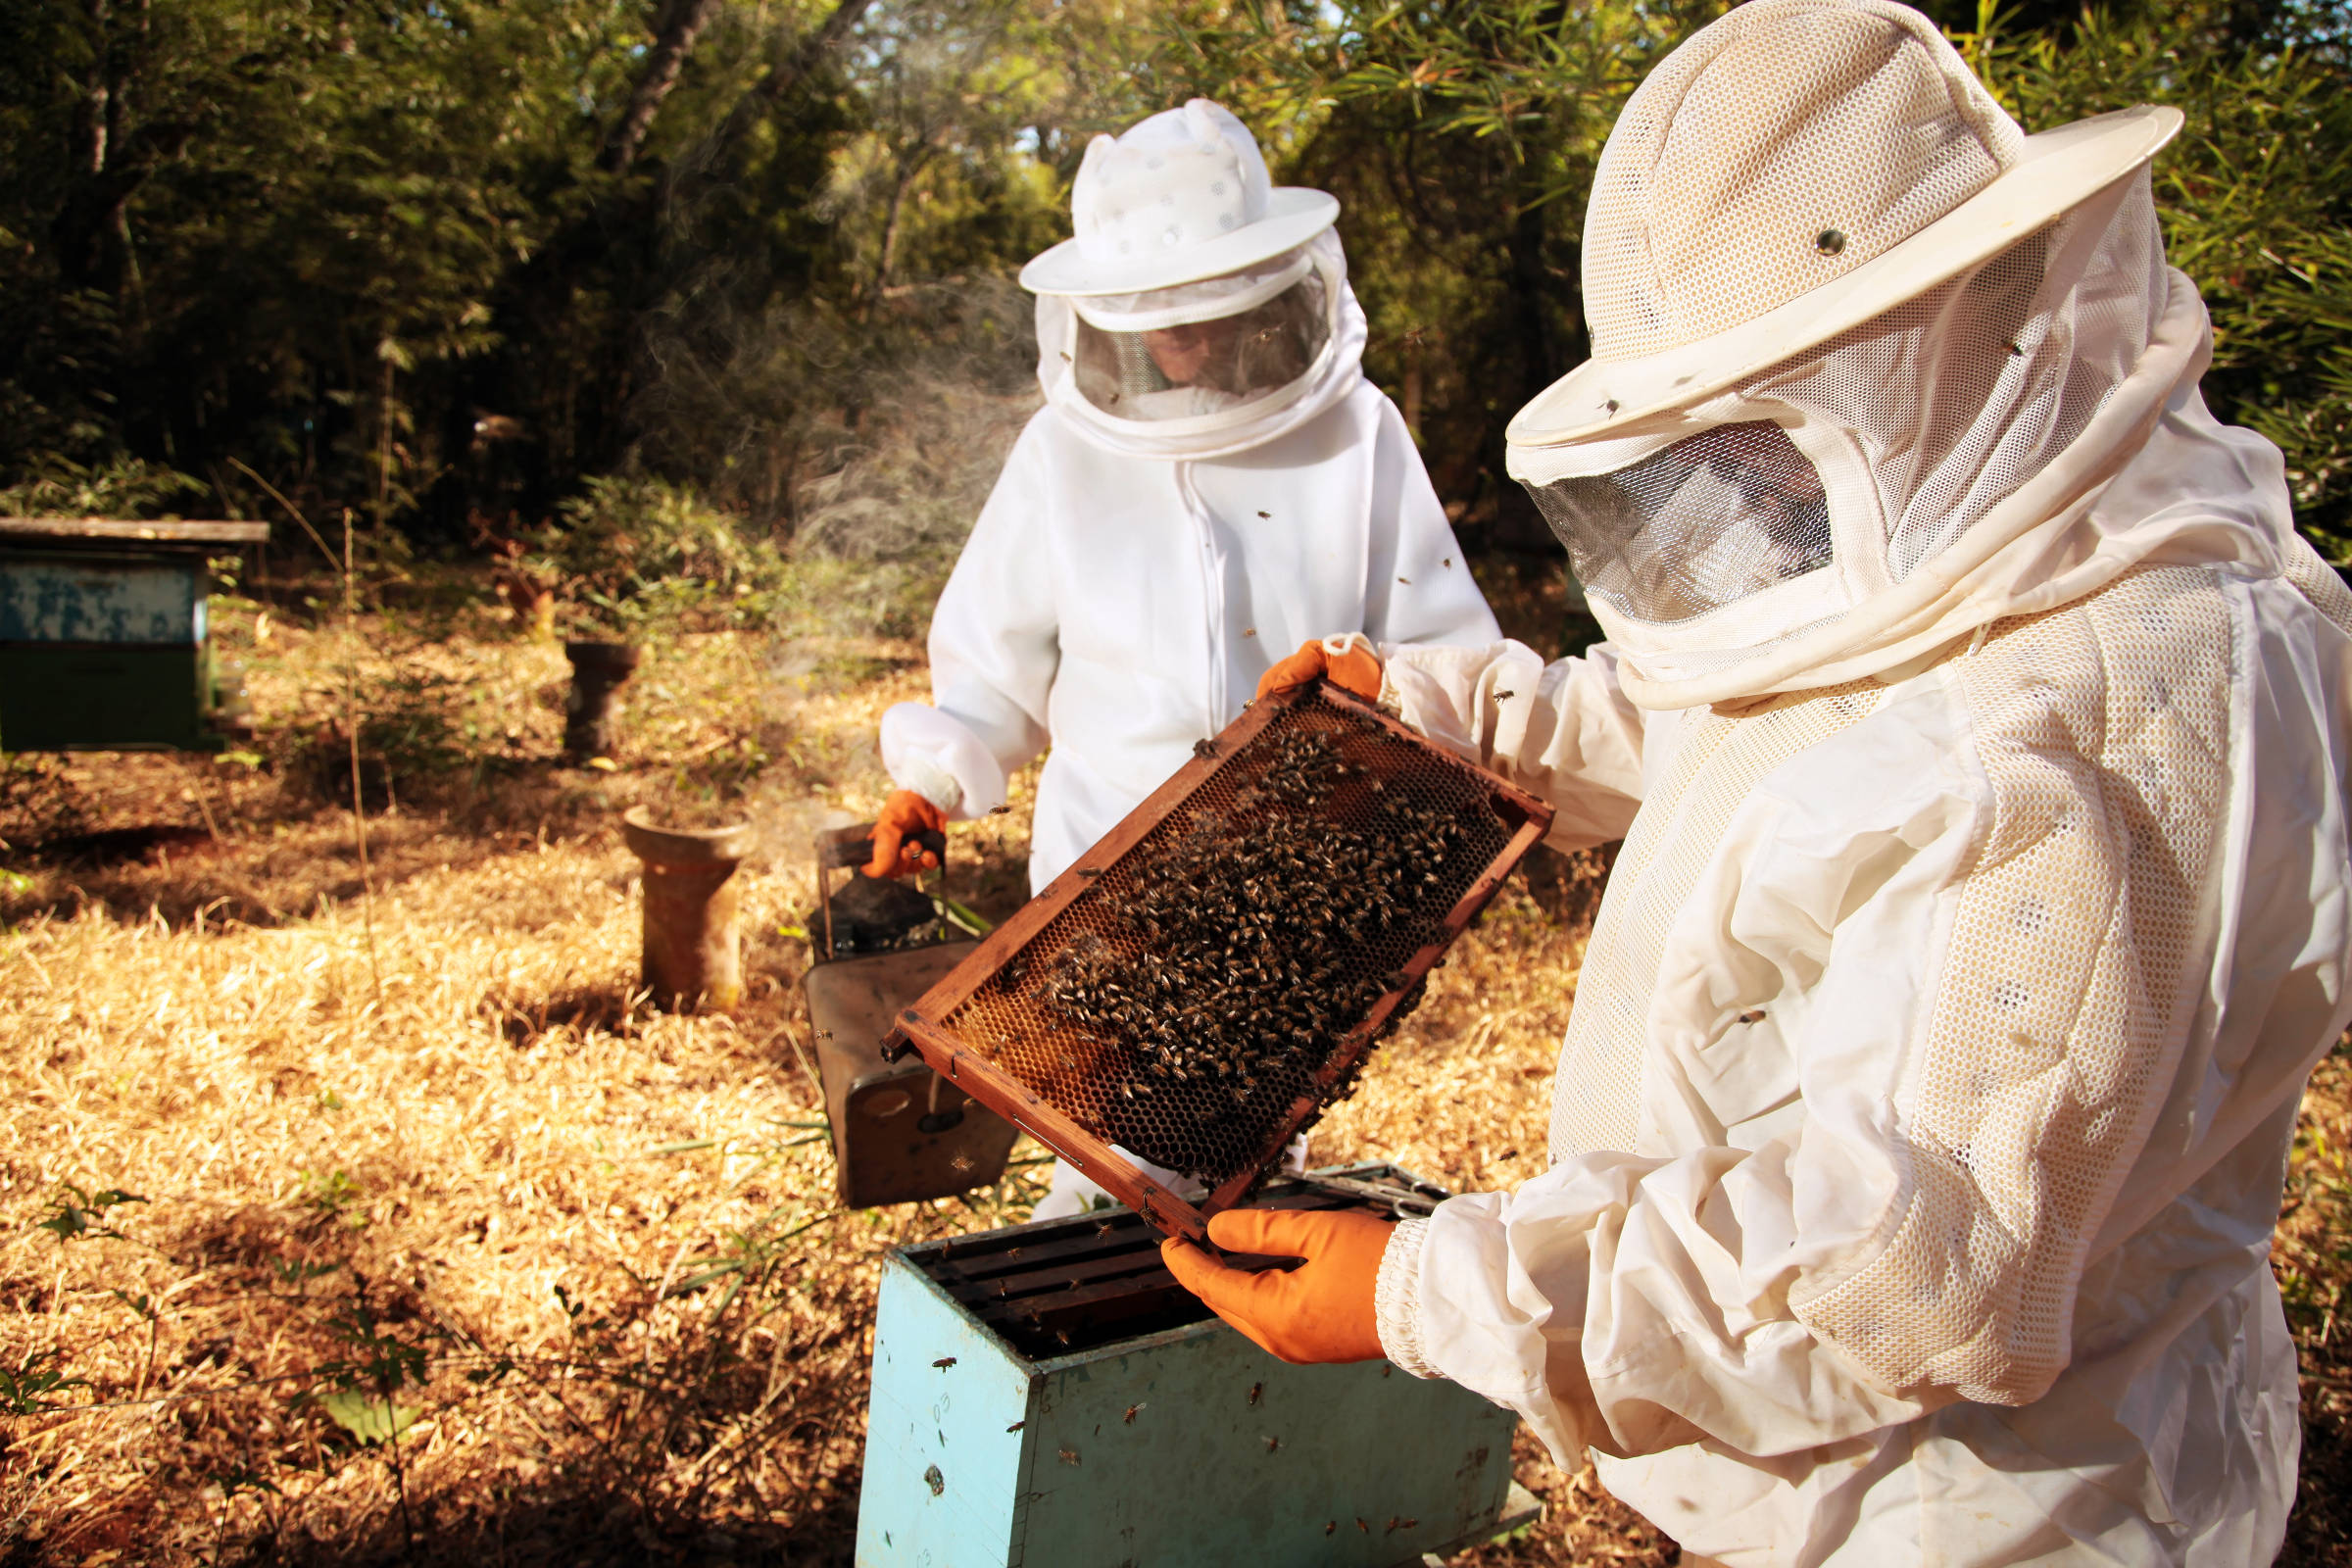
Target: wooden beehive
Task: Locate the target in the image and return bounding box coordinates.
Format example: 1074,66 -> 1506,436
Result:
0,517 -> 268,751
881,681 -> 1553,1243
856,1165 -> 1536,1566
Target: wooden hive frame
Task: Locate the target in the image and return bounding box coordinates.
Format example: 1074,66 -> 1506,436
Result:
881,679 -> 1553,1245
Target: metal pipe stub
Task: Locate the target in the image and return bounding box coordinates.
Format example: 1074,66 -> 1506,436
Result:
621,806 -> 757,1012
564,640 -> 641,760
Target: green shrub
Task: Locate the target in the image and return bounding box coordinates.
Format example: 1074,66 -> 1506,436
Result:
0,456 -> 203,519
527,477 -> 791,639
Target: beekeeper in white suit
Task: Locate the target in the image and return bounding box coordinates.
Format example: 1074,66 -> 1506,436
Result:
1166,3 -> 2352,1562
863,100 -> 1497,1218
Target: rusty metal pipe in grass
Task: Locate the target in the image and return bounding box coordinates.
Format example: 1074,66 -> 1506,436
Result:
621,806 -> 756,1011
564,640 -> 640,760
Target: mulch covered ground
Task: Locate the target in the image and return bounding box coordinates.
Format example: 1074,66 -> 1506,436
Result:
2,574 -> 2345,1565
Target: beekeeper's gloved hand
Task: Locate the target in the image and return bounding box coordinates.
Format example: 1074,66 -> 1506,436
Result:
1256,633 -> 1383,705
1160,1207 -> 1392,1363
864,790 -> 946,878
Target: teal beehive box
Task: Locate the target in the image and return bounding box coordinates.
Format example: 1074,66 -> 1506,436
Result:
0,517 -> 267,752
856,1166 -> 1532,1566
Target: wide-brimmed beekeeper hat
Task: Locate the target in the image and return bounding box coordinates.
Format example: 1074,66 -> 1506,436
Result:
1020,99 -> 1340,300
1507,0 -> 2180,451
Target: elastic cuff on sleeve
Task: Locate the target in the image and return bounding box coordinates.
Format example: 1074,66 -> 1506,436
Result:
880,702 -> 1006,819
1375,1215 -> 1442,1379
896,755 -> 963,815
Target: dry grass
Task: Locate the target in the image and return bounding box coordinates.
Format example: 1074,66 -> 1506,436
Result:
2278,1044 -> 2352,1567
0,564 -> 2342,1566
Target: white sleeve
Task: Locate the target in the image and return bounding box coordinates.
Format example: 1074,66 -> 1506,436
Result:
1358,396 -> 1501,649
1378,684 -> 1988,1461
886,425 -> 1059,818
1377,574 -> 2331,1469
879,703 -> 1002,818
1379,637 -> 1648,851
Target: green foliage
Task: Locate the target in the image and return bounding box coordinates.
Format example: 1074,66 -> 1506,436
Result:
36,1181 -> 148,1245
2,0 -> 648,486
0,0 -> 1135,571
0,1348 -> 88,1415
541,476 -> 792,632
316,1389 -> 419,1445
1972,3 -> 2352,546
298,1167 -> 363,1219
291,668 -> 469,811
313,1294 -> 434,1438
1,0 -> 2346,569
1140,0 -> 1706,534
1144,0 -> 2352,553
0,456 -> 202,519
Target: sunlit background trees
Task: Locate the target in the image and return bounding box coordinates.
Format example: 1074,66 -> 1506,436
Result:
2,0 -> 2347,561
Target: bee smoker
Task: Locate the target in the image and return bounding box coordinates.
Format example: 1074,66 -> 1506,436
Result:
805,823 -> 1018,1208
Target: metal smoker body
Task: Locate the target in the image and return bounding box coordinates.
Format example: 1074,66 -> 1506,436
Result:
806,823 -> 1018,1208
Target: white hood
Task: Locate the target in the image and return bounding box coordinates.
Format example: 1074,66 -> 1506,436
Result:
1032,229 -> 1373,463
1515,172 -> 2298,710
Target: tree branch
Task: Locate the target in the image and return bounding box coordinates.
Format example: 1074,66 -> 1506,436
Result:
695,0 -> 877,174
599,0 -> 726,175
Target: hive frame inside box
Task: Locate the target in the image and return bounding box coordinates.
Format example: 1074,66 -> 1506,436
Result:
856,1164 -> 1539,1568
883,680 -> 1552,1244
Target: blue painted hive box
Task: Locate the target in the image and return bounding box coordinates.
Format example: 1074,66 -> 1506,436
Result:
857,1165 -> 1531,1566
0,516 -> 267,752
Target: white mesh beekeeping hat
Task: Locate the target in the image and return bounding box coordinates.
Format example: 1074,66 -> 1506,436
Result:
1021,100 -> 1339,299
1505,0 -> 2200,708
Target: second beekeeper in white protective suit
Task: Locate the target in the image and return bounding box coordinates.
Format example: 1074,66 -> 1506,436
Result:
863,100 -> 1497,1217
1165,2 -> 2352,1562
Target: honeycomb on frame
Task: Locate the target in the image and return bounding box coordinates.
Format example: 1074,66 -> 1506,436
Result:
882,680 -> 1555,1244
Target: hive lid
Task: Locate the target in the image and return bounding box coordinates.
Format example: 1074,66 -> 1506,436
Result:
0,517 -> 270,549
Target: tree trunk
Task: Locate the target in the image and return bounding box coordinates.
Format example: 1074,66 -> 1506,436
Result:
599,0 -> 726,174
864,143 -> 935,314
1505,195 -> 1558,413
78,0 -> 112,173
54,0 -> 172,296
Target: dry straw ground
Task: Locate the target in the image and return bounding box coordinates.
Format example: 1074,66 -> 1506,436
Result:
1,561 -> 2348,1566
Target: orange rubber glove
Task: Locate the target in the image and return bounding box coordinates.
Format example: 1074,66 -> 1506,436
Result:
1160,1206 -> 1395,1364
863,790 -> 947,878
1256,636 -> 1383,705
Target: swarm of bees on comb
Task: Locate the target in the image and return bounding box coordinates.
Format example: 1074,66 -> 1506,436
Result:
1032,726 -> 1491,1180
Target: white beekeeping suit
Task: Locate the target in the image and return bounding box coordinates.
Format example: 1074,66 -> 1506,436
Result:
877,100 -> 1496,1221
1364,3 -> 2352,1563
878,100 -> 1496,897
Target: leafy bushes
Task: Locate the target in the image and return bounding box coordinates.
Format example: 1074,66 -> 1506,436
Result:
531,477 -> 791,637
0,457 -> 202,519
